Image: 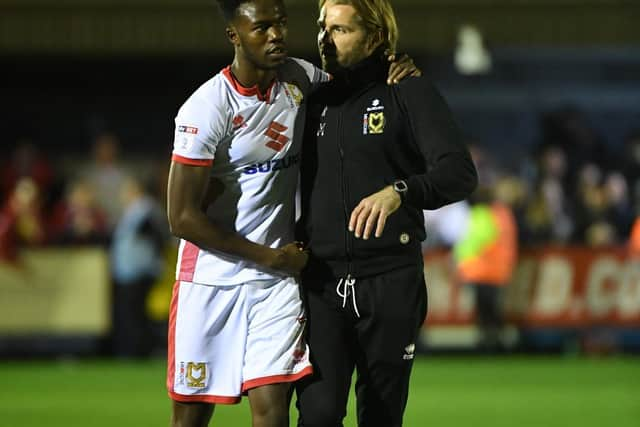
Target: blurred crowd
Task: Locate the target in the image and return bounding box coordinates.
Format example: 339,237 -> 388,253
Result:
425,106 -> 640,251
1,106 -> 639,356
0,131 -> 170,358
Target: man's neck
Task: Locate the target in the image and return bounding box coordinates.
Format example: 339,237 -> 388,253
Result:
230,58 -> 277,93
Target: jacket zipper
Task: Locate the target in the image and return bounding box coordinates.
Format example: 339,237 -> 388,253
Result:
337,109 -> 353,278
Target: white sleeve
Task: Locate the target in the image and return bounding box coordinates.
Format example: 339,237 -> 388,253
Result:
171,93 -> 230,166
290,58 -> 331,84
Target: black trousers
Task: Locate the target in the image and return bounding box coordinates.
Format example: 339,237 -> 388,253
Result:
296,263 -> 428,427
112,276 -> 155,358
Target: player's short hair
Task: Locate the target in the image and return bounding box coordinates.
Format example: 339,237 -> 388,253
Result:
318,0 -> 399,55
215,0 -> 250,22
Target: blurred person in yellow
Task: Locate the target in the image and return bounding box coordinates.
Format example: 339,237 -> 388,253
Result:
454,177 -> 520,352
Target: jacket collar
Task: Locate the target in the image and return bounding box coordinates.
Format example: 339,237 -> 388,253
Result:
332,50 -> 389,91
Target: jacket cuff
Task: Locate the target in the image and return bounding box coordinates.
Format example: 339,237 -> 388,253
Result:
406,175 -> 427,208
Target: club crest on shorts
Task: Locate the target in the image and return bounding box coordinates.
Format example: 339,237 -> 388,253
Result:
185,362 -> 208,388
363,99 -> 385,135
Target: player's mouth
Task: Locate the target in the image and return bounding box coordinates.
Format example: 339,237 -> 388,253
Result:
267,46 -> 287,58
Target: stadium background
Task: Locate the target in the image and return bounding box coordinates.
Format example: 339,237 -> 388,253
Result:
1,0 -> 639,425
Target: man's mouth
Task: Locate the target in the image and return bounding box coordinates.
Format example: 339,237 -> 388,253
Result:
267,46 -> 287,55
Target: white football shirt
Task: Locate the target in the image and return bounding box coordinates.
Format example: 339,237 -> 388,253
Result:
171,58 -> 330,286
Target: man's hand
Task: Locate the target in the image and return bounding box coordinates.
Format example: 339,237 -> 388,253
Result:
387,53 -> 422,85
269,242 -> 309,276
349,186 -> 401,239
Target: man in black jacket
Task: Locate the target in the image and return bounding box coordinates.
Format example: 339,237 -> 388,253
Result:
295,1 -> 478,426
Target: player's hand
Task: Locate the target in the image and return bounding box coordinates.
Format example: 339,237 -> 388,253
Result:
349,186 -> 401,240
387,53 -> 422,85
271,242 -> 309,276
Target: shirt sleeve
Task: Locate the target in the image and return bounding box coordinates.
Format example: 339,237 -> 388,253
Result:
171,93 -> 230,167
395,77 -> 478,209
290,58 -> 332,85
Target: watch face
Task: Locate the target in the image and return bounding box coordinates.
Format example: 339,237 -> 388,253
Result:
394,180 -> 408,192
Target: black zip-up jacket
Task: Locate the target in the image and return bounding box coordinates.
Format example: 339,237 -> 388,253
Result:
299,53 -> 478,279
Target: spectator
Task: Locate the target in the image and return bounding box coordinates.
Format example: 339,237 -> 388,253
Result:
81,132 -> 129,231
454,177 -> 519,352
48,180 -> 109,245
110,177 -> 167,358
1,140 -> 54,203
0,177 -> 46,262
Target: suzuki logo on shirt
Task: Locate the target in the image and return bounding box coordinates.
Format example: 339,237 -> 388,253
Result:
264,121 -> 290,152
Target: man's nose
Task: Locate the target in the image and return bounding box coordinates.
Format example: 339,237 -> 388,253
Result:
268,25 -> 285,41
318,29 -> 331,45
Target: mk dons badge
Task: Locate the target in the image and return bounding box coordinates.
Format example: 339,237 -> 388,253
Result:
368,112 -> 385,134
186,362 -> 207,388
363,98 -> 385,135
284,83 -> 304,108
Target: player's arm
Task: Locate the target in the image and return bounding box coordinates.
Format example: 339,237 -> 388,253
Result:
166,161 -> 307,276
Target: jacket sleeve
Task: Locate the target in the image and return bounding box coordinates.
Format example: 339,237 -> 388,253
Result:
395,77 -> 478,210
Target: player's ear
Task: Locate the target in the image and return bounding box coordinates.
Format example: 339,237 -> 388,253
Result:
225,25 -> 239,45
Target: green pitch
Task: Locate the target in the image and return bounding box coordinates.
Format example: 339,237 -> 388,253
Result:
0,356 -> 638,426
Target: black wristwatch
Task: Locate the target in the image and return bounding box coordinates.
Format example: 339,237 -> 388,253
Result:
392,179 -> 408,202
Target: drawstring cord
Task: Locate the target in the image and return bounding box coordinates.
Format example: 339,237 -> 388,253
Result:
336,275 -> 360,317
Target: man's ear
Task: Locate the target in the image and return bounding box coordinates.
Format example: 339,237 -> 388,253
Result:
225,25 -> 239,45
366,30 -> 384,54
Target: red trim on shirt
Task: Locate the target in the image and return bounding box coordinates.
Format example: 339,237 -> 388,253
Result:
168,391 -> 241,405
222,66 -> 276,102
166,280 -> 180,394
241,366 -> 314,393
171,154 -> 213,167
178,242 -> 200,282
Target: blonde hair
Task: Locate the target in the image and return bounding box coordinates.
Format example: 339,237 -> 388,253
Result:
319,0 -> 399,55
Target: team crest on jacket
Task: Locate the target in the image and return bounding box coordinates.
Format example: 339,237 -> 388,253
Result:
363,99 -> 385,135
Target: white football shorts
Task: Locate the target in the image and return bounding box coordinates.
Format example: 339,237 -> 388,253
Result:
166,277 -> 312,404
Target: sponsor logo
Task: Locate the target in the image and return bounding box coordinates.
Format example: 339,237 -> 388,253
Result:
264,121 -> 290,152
243,153 -> 300,175
403,343 -> 415,360
185,362 -> 207,388
178,125 -> 198,134
317,122 -> 326,137
232,115 -> 246,129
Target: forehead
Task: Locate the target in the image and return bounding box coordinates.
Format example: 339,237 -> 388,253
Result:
236,0 -> 287,23
320,2 -> 360,26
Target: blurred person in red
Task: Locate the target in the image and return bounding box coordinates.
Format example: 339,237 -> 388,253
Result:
81,131 -> 129,231
1,140 -> 54,202
0,177 -> 46,263
48,179 -> 109,245
454,177 -> 520,352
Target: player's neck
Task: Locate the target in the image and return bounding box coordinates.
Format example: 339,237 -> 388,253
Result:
230,60 -> 277,94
